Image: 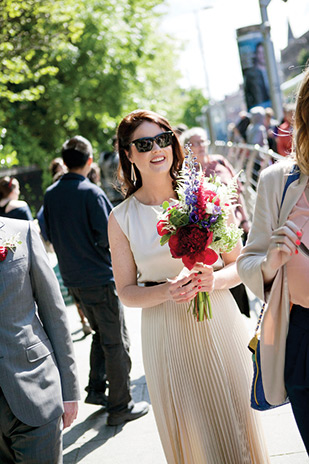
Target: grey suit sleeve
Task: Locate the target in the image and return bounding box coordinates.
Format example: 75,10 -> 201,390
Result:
28,222 -> 80,401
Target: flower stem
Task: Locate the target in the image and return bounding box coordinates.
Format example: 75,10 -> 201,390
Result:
198,292 -> 204,321
205,292 -> 212,319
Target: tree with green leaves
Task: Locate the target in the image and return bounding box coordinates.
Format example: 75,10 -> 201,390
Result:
180,88 -> 209,129
0,0 -> 208,200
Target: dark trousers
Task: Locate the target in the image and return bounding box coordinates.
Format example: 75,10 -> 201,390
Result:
70,282 -> 132,413
285,304 -> 309,454
0,389 -> 62,464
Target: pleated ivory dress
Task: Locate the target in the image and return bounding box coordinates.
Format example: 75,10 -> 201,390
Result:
113,196 -> 270,464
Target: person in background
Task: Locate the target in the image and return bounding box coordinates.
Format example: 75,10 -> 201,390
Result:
277,103 -> 296,157
87,162 -> 101,186
236,111 -> 251,143
172,123 -> 188,138
49,157 -> 68,181
108,109 -> 270,463
38,158 -> 92,337
0,216 -> 79,463
264,107 -> 278,153
237,68 -> 309,454
44,135 -> 149,424
37,159 -> 67,242
227,122 -> 243,144
246,106 -> 269,148
0,176 -> 33,221
99,135 -> 123,206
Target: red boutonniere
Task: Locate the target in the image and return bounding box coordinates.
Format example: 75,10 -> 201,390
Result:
0,246 -> 8,261
0,233 -> 22,261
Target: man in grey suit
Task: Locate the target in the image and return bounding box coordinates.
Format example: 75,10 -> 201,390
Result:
0,217 -> 80,463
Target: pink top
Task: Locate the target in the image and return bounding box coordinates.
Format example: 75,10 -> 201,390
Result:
286,184 -> 309,308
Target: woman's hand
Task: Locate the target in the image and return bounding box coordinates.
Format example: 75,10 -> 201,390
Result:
191,263 -> 215,293
261,220 -> 302,284
167,264 -> 214,304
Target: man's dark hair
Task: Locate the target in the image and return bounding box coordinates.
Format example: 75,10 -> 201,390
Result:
62,135 -> 93,169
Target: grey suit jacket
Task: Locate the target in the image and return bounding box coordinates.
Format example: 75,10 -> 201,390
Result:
0,218 -> 80,427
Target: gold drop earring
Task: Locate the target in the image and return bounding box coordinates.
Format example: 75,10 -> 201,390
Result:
131,163 -> 137,186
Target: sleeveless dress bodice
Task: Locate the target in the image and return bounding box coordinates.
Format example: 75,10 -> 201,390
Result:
113,195 -> 183,283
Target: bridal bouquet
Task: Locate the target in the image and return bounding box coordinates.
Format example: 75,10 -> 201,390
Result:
157,146 -> 243,321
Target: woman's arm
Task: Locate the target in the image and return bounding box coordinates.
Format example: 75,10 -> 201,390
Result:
108,212 -> 210,308
237,164 -> 288,300
213,211 -> 242,291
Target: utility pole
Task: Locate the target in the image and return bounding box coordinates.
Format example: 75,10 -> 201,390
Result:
259,0 -> 283,122
194,8 -> 216,144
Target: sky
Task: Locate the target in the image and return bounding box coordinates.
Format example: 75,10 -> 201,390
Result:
158,0 -> 309,101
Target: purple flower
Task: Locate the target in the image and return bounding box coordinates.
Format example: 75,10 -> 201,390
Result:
189,211 -> 199,223
209,215 -> 218,224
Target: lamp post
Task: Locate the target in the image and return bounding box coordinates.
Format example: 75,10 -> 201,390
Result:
194,6 -> 216,144
259,0 -> 283,122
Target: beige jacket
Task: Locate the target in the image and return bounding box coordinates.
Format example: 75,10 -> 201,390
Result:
237,160 -> 308,405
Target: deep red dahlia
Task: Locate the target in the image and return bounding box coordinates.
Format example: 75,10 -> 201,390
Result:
169,224 -> 218,270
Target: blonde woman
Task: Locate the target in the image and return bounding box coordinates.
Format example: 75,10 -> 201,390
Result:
237,69 -> 309,453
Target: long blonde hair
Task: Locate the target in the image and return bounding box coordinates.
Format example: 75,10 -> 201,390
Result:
293,68 -> 309,175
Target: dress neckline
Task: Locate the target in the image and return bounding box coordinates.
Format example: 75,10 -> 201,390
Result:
132,195 -> 177,207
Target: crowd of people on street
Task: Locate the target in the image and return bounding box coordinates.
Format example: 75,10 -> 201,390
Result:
0,67 -> 308,463
228,102 -> 296,158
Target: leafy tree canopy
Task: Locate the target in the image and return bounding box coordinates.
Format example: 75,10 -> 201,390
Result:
180,88 -> 209,129
0,0 -> 205,188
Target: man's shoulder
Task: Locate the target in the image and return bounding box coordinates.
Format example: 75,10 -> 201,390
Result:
1,216 -> 29,227
0,216 -> 31,237
45,178 -> 62,195
84,181 -> 111,200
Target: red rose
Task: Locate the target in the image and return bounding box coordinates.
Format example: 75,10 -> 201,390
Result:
157,220 -> 169,237
168,224 -> 218,270
0,246 -> 8,262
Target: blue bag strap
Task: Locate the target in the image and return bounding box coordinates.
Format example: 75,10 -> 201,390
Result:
280,164 -> 300,208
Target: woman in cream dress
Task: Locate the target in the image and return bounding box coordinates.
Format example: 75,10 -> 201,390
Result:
108,109 -> 269,464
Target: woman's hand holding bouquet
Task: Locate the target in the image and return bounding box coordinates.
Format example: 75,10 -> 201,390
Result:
165,264 -> 215,305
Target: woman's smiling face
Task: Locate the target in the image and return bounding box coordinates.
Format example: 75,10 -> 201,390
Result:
128,121 -> 174,179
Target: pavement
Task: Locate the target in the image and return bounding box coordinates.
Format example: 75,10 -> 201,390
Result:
62,291 -> 308,464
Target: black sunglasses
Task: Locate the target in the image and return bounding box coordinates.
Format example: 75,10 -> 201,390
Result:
129,131 -> 174,153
